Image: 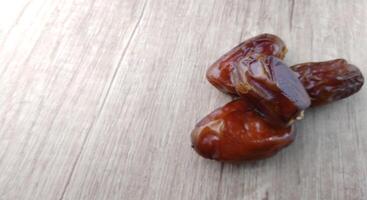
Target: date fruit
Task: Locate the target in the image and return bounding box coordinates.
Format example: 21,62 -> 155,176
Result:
191,99 -> 295,161
206,33 -> 287,95
291,59 -> 364,106
232,55 -> 311,126
192,34 -> 365,162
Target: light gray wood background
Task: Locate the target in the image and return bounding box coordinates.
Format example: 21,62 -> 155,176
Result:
0,0 -> 366,199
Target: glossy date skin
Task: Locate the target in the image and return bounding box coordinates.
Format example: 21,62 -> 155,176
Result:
191,99 -> 295,161
206,33 -> 287,95
232,55 -> 311,127
291,59 -> 364,106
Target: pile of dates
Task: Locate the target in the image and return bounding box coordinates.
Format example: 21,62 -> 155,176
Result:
191,34 -> 364,161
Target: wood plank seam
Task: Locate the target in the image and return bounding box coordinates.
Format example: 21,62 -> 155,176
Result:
289,0 -> 295,30
57,0 -> 149,199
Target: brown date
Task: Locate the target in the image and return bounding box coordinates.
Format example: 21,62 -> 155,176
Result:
291,59 -> 364,106
191,99 -> 295,161
232,54 -> 311,127
192,34 -> 365,162
206,33 -> 287,95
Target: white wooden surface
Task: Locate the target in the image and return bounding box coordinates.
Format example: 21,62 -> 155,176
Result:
0,0 -> 366,199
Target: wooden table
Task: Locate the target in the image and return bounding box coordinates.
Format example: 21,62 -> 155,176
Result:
0,0 -> 366,199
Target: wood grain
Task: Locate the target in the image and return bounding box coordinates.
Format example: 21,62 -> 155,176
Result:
0,0 -> 366,199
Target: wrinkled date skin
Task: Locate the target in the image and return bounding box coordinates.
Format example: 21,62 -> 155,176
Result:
206,33 -> 287,95
191,99 -> 295,161
193,34 -> 365,162
232,55 -> 311,127
291,59 -> 364,106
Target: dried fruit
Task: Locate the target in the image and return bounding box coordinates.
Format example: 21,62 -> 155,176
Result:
206,33 -> 287,95
232,55 -> 310,126
191,99 -> 295,161
192,34 -> 365,162
291,59 -> 364,106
